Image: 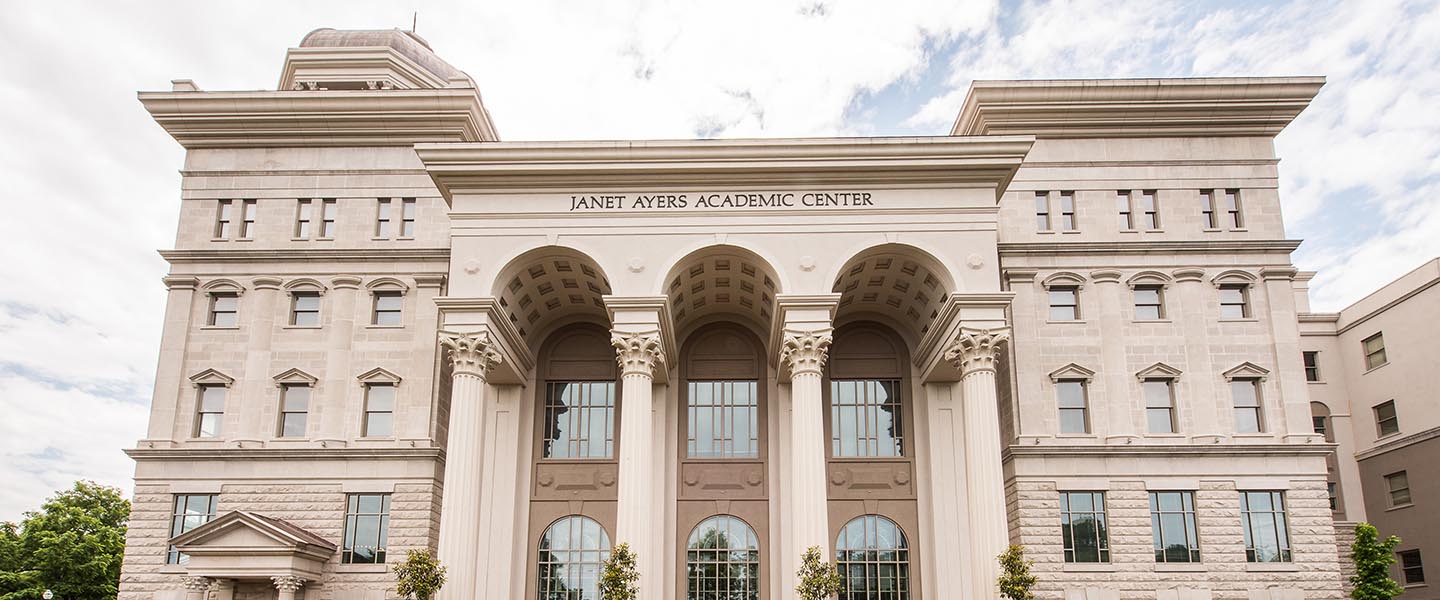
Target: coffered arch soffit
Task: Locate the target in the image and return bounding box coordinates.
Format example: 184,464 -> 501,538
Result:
491,245 -> 613,347
662,244 -> 782,341
830,243 -> 956,344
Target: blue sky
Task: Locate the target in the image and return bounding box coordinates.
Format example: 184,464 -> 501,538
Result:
0,0 -> 1436,520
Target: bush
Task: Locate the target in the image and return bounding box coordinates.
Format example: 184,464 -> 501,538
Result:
795,546 -> 842,600
1350,522 -> 1403,600
393,549 -> 446,600
997,544 -> 1038,600
599,542 -> 639,600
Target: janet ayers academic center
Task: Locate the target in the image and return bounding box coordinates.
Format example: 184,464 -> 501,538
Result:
117,27 -> 1440,600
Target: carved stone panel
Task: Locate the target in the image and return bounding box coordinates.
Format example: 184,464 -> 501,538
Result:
825,461 -> 915,500
532,462 -> 619,501
678,461 -> 766,500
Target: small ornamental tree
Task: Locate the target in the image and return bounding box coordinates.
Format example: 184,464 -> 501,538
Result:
997,544 -> 1038,600
1350,522 -> 1404,600
393,549 -> 447,600
795,546 -> 843,600
599,542 -> 639,600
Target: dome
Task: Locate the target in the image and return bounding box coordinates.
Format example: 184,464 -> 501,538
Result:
298,28 -> 465,81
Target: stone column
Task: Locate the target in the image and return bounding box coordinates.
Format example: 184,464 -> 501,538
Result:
779,329 -> 833,563
612,330 -> 665,600
436,331 -> 502,600
317,276 -> 361,444
1172,269 -> 1221,439
150,276 -> 199,442
944,327 -> 1010,600
271,576 -> 305,600
181,576 -> 211,600
236,277 -> 281,444
1091,271 -> 1137,442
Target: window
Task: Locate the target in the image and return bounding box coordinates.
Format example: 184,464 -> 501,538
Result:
1312,416 -> 1328,437
290,292 -> 321,326
1061,491 -> 1109,563
1118,191 -> 1133,230
400,198 -> 416,237
1240,491 -> 1291,562
295,199 -> 313,238
1363,333 -> 1387,370
689,381 -> 759,458
372,291 -> 403,326
1139,190 -> 1159,229
363,383 -> 395,437
1386,471 -> 1412,507
375,198 -> 392,237
278,384 -> 309,437
1150,491 -> 1200,563
1057,380 -> 1089,434
1049,286 -> 1080,321
1375,400 -> 1399,437
1201,190 -> 1218,229
542,382 -> 616,459
1231,379 -> 1264,433
835,515 -> 910,599
1144,379 -> 1177,434
686,515 -> 760,600
830,379 -> 903,457
537,516 -> 611,600
194,385 -> 225,438
1225,189 -> 1243,228
1134,286 -> 1164,320
342,493 -> 390,564
166,494 -> 217,564
238,199 -> 256,239
1058,191 -> 1077,231
207,293 -> 238,327
1328,482 -> 1339,511
214,200 -> 233,238
1303,351 -> 1321,381
1035,192 -> 1051,231
1399,549 -> 1426,585
1219,284 -> 1250,319
319,198 -> 337,238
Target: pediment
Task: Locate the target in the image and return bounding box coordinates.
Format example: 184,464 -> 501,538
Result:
171,511 -> 335,553
1223,361 -> 1270,381
1136,362 -> 1183,380
189,369 -> 235,387
273,368 -> 318,385
357,367 -> 402,384
1049,363 -> 1096,382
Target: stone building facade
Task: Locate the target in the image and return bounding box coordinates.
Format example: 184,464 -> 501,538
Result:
119,27 -> 1376,600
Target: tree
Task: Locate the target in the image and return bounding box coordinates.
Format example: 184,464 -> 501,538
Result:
0,480 -> 131,600
1350,522 -> 1404,600
997,544 -> 1038,600
393,549 -> 447,600
795,546 -> 842,600
599,542 -> 639,600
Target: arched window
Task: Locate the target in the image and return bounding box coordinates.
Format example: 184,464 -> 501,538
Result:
685,515 -> 760,600
828,326 -> 907,458
835,515 -> 910,600
537,516 -> 611,600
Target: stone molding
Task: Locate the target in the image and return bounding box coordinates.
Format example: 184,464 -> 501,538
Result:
271,575 -> 305,591
998,240 -> 1302,256
610,330 -> 666,378
439,331 -> 503,379
181,576 -> 212,591
944,327 -> 1010,376
779,329 -> 833,377
160,248 -> 451,264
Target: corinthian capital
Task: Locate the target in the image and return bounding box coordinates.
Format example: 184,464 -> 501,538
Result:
181,576 -> 213,591
271,576 -> 306,592
611,330 -> 666,378
943,327 -> 1010,376
780,329 -> 833,377
439,330 -> 503,378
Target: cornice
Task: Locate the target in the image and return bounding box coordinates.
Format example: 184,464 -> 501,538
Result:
159,247 -> 451,264
953,77 -> 1325,138
1003,442 -> 1337,461
1354,425 -> 1440,462
997,239 -> 1302,257
138,88 -> 497,149
125,447 -> 444,461
415,136 -> 1035,199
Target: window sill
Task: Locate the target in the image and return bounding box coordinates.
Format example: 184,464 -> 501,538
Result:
334,564 -> 388,574
365,324 -> 405,330
1376,430 -> 1403,441
1363,362 -> 1390,375
1218,318 -> 1260,323
1404,583 -> 1429,590
1063,563 -> 1114,572
1133,319 -> 1173,324
371,237 -> 393,242
1144,229 -> 1164,233
1037,230 -> 1057,235
1245,562 -> 1298,572
316,237 -> 335,242
1231,228 -> 1250,232
1055,433 -> 1098,439
1145,433 -> 1187,439
1306,380 -> 1327,384
396,237 -> 415,241
1202,228 -> 1223,233
1120,229 -> 1139,234
282,325 -> 323,330
234,238 -> 254,243
1154,563 -> 1206,572
1046,320 -> 1088,325
1385,503 -> 1414,512
199,325 -> 240,331
1232,433 -> 1275,439
1060,230 -> 1082,234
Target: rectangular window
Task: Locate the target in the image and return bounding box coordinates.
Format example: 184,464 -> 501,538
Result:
1134,286 -> 1164,320
1057,380 -> 1089,434
1328,482 -> 1339,511
1061,491 -> 1109,563
1303,351 -> 1321,382
1201,190 -> 1218,229
542,381 -> 616,458
1225,189 -> 1243,228
295,199 -> 313,239
1150,491 -> 1200,563
1059,191 -> 1077,231
319,199 -> 337,238
1035,192 -> 1051,232
1049,287 -> 1080,321
1118,191 -> 1133,230
689,380 -> 760,459
1375,400 -> 1399,437
400,198 -> 416,237
194,385 -> 225,438
1399,549 -> 1426,585
1144,379 -> 1176,434
372,291 -> 403,326
830,379 -> 903,457
1386,471 -> 1411,507
1313,415 -> 1328,437
363,384 -> 395,438
238,199 -> 257,239
1219,284 -> 1250,319
342,493 -> 391,564
1140,190 -> 1159,229
1240,491 -> 1291,563
278,384 -> 309,438
290,292 -> 321,327
1231,379 -> 1264,433
207,293 -> 238,327
375,198 -> 392,237
214,200 -> 233,239
1363,333 -> 1387,370
167,494 -> 218,564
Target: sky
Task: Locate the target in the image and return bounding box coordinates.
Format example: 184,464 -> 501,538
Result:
0,0 -> 1436,521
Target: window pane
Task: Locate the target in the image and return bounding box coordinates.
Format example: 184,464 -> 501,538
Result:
543,382 -> 616,459
1059,408 -> 1088,434
1056,381 -> 1086,408
1147,408 -> 1174,434
367,385 -> 395,411
830,380 -> 903,458
539,516 -> 612,600
364,412 -> 392,438
835,515 -> 910,599
200,386 -> 226,412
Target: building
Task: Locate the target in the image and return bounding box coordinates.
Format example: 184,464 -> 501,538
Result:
119,27 -> 1377,600
1300,259 -> 1440,596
